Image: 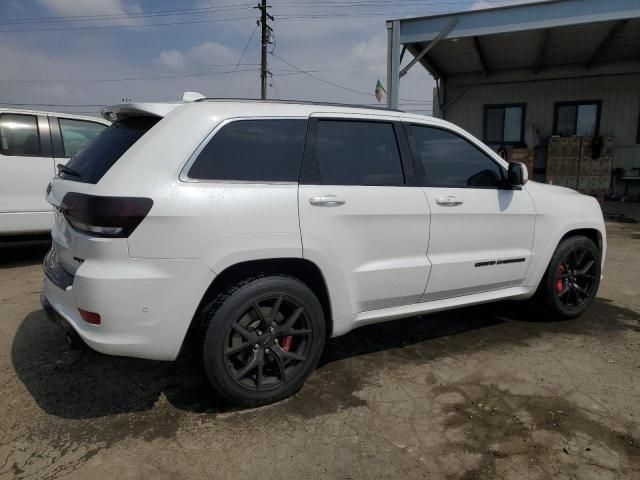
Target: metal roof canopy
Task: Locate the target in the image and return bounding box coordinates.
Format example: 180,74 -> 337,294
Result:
386,0 -> 640,109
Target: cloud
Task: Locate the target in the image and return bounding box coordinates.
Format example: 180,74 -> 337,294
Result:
155,41 -> 240,73
38,0 -> 142,26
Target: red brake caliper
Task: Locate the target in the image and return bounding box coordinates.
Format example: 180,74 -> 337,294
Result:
556,264 -> 565,293
282,335 -> 293,352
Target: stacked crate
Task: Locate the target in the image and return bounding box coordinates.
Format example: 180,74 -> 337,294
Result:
546,136 -> 580,190
510,148 -> 534,178
546,136 -> 613,195
577,136 -> 613,195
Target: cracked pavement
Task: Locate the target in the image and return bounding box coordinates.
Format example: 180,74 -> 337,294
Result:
0,222 -> 639,479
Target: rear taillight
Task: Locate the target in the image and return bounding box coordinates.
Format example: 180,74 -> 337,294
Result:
61,193 -> 153,238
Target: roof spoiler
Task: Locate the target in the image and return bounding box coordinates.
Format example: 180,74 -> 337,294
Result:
101,92 -> 206,121
101,102 -> 181,122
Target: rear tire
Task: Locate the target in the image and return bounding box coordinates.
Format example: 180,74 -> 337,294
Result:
200,275 -> 326,407
537,235 -> 601,320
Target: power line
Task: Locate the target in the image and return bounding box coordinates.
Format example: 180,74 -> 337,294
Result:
0,0 -> 518,26
0,0 -> 526,32
225,23 -> 260,96
271,53 -> 431,103
0,68 -> 259,84
0,15 -> 256,33
0,4 -> 254,25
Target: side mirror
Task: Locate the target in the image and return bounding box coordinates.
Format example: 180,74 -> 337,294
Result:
507,161 -> 528,187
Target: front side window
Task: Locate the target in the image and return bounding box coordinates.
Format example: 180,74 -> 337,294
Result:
0,113 -> 41,156
188,119 -> 307,182
58,118 -> 107,157
409,125 -> 504,188
554,101 -> 601,137
311,120 -> 404,186
483,104 -> 525,145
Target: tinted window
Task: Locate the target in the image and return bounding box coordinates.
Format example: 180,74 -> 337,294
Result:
313,120 -> 404,186
188,119 -> 307,182
59,118 -> 106,157
410,125 -> 504,188
61,116 -> 159,184
0,114 -> 41,156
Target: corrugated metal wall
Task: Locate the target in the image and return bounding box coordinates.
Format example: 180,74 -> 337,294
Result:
443,72 -> 640,172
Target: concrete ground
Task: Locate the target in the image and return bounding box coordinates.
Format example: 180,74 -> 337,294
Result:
0,223 -> 638,480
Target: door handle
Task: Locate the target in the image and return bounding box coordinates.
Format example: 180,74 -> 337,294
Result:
435,195 -> 463,206
309,195 -> 346,207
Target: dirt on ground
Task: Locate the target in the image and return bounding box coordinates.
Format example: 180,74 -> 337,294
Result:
0,223 -> 639,480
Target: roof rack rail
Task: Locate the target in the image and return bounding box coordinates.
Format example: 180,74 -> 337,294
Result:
192,97 -> 406,113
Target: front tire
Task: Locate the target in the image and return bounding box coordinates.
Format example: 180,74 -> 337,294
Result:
200,275 -> 326,407
538,235 -> 601,319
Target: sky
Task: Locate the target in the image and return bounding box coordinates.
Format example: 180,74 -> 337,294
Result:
0,0 -> 540,117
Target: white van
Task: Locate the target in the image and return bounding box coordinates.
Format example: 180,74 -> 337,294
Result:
0,108 -> 109,236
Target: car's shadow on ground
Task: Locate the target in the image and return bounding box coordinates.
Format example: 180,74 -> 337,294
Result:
12,296 -> 640,420
0,238 -> 50,269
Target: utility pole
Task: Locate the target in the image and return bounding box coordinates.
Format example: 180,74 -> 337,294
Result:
255,0 -> 273,99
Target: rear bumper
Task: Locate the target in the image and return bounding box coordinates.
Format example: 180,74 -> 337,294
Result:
41,254 -> 215,361
41,293 -> 87,349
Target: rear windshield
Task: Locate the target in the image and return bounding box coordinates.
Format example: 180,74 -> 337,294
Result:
59,116 -> 160,184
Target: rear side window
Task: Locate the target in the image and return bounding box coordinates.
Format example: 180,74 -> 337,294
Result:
310,120 -> 404,186
60,116 -> 159,184
58,118 -> 106,157
0,113 -> 41,156
188,119 -> 307,182
409,125 -> 504,188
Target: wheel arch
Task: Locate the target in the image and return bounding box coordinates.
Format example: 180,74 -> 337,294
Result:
559,227 -> 603,252
179,257 -> 333,356
526,219 -> 606,292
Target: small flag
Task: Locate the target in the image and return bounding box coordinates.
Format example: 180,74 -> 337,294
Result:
375,79 -> 386,103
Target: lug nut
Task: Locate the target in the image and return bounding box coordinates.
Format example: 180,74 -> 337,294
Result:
257,330 -> 263,336
274,338 -> 279,344
253,344 -> 259,350
265,348 -> 270,354
269,327 -> 274,333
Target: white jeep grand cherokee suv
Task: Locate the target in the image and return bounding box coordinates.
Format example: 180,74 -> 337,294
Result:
42,99 -> 606,406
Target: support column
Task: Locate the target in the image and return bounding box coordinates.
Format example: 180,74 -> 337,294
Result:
386,20 -> 400,110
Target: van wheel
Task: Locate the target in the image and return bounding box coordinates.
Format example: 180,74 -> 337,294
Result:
200,275 -> 326,407
538,235 -> 601,320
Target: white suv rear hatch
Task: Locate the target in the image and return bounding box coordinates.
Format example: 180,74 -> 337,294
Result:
45,104 -> 176,279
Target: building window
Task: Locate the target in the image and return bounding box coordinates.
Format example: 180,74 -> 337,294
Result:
483,104 -> 525,146
553,101 -> 601,137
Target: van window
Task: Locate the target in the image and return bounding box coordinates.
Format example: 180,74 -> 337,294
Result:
409,125 -> 504,188
60,116 -> 159,184
188,119 -> 307,182
309,120 -> 404,186
58,118 -> 106,157
0,114 -> 41,157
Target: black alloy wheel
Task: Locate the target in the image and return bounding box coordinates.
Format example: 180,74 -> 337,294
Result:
539,235 -> 601,319
224,295 -> 313,391
200,275 -> 326,406
554,247 -> 598,308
